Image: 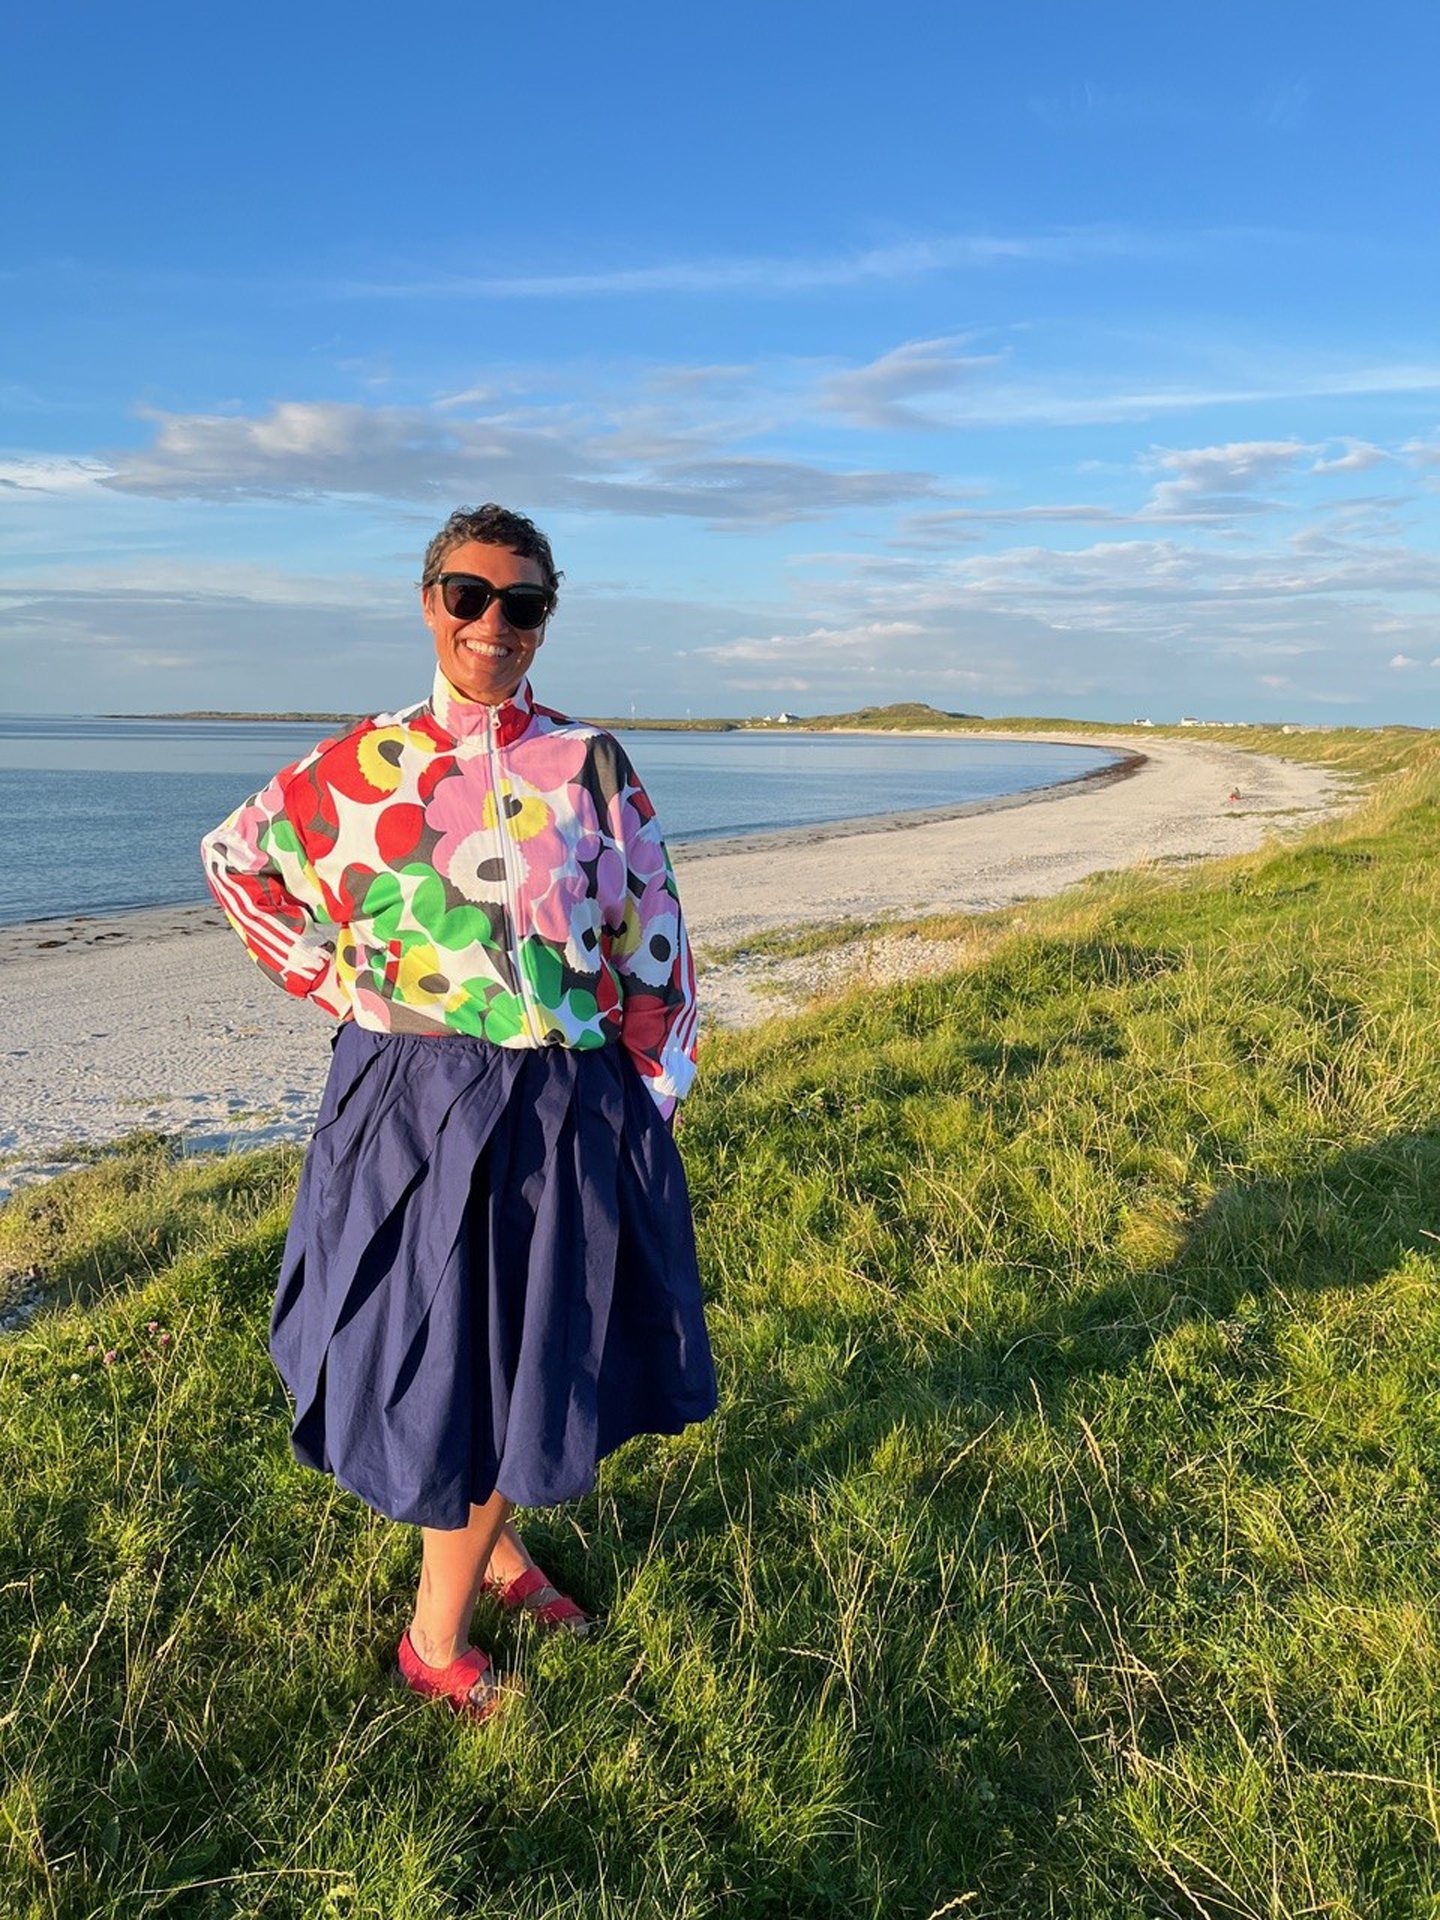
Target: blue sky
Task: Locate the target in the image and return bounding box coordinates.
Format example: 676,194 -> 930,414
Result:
3,1 -> 1438,722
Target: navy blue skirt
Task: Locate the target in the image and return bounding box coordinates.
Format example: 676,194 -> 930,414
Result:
269,1023 -> 718,1530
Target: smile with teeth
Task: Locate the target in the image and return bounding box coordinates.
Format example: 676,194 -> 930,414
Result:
460,638 -> 514,658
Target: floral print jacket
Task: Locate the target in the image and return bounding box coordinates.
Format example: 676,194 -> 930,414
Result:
200,668 -> 698,1119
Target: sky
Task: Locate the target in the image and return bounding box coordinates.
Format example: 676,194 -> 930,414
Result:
3,1 -> 1439,724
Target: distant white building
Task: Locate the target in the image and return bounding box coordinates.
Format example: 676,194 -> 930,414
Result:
1179,715 -> 1201,727
1132,717 -> 1154,727
775,711 -> 800,725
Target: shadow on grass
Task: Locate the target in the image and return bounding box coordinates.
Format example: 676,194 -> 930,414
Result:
652,1128 -> 1440,1915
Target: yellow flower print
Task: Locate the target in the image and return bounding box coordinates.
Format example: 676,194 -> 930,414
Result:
357,726 -> 419,794
611,894 -> 644,961
335,933 -> 361,997
440,777 -> 547,840
503,790 -> 551,842
395,941 -> 466,1011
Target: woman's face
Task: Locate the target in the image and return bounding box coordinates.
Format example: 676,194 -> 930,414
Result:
421,539 -> 550,706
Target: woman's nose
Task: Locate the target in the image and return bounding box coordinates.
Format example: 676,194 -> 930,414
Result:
474,599 -> 515,635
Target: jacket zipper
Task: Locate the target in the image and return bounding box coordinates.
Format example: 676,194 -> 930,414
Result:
484,705 -> 541,1044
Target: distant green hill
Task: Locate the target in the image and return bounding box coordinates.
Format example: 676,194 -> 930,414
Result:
780,700 -> 982,729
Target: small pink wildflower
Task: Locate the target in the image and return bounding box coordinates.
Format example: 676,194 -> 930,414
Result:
103,1350 -> 117,1365
147,1320 -> 159,1333
158,1332 -> 171,1346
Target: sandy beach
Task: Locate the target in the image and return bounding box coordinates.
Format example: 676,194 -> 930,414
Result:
0,732 -> 1347,1192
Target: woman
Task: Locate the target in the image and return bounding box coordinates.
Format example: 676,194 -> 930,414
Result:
201,503 -> 717,1722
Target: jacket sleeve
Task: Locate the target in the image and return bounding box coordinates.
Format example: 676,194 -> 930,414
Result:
200,748 -> 350,1019
607,747 -> 698,1124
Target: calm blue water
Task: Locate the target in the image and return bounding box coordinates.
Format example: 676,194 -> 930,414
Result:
0,716 -> 1119,926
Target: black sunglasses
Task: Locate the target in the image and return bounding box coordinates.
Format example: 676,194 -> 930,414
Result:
436,572 -> 554,631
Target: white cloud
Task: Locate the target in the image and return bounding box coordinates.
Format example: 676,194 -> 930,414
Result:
0,455 -> 115,493
892,435 -> 1419,546
820,336 -> 1006,429
1312,439 -> 1388,474
99,400 -> 941,527
1140,439 -> 1315,518
698,620 -> 925,665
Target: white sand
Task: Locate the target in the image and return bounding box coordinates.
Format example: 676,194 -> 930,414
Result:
0,733 -> 1348,1193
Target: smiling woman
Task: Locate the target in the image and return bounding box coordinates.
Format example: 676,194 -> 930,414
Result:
420,508 -> 559,706
199,502 -> 717,1724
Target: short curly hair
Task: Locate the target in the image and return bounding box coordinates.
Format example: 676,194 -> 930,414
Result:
420,503 -> 562,597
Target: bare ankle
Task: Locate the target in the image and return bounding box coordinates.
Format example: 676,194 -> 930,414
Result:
407,1619 -> 464,1669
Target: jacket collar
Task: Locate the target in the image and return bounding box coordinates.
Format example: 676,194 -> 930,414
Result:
429,665 -> 537,746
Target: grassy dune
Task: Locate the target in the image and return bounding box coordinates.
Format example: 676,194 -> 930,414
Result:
2,729 -> 1439,1917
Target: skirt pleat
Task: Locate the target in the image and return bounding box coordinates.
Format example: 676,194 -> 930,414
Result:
269,1023 -> 717,1529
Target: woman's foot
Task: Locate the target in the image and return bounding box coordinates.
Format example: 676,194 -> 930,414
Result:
482,1522 -> 595,1635
399,1623 -> 511,1717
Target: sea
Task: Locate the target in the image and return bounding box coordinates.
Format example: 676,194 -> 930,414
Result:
0,716 -> 1120,927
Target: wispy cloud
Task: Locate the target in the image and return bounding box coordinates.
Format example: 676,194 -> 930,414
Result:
874,364 -> 1440,429
896,436 -> 1375,542
1140,439 -> 1315,518
686,522 -> 1440,713
1027,81 -> 1205,130
97,399 -> 941,526
820,336 -> 1006,429
329,229 -> 1149,301
0,455 -> 115,493
1312,439 -> 1388,475
1255,76 -> 1311,131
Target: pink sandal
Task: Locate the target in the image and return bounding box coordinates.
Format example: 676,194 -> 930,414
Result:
396,1628 -> 513,1723
480,1565 -> 596,1634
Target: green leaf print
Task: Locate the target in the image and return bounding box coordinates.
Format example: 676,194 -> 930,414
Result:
519,937 -> 564,1007
361,869 -> 404,934
481,989 -> 525,1044
411,873 -> 493,953
266,817 -> 303,857
564,988 -> 599,1026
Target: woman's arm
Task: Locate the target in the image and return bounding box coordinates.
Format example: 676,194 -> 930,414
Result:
200,750 -> 349,1018
606,748 -> 698,1125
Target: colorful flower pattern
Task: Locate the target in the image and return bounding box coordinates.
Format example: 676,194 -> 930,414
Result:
200,669 -> 698,1117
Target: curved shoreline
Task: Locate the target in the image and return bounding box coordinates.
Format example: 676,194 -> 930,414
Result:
0,733 -> 1344,1192
672,740 -> 1144,863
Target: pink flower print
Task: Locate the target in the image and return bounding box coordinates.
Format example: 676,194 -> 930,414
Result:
425,765 -> 496,875
521,869 -> 587,953
623,821 -> 667,889
518,732 -> 589,791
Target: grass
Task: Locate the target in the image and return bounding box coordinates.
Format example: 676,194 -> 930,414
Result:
3,727 -> 1440,1916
